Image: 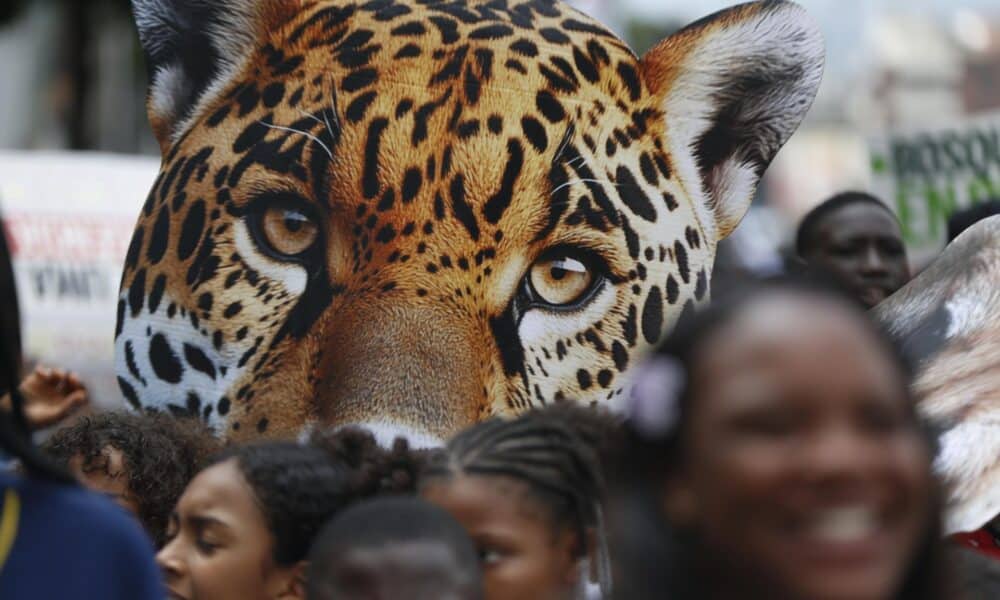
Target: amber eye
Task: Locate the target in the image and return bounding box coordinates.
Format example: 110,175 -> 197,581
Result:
528,254 -> 596,307
257,206 -> 319,259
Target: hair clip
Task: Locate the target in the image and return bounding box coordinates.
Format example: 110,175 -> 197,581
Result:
627,356 -> 685,439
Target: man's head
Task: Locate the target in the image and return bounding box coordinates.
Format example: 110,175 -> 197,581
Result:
796,192 -> 910,308
306,497 -> 482,600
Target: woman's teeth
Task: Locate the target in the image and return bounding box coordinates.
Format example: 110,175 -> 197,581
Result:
805,506 -> 879,544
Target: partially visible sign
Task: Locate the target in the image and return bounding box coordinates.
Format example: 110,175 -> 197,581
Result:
0,151 -> 158,409
870,111 -> 1000,263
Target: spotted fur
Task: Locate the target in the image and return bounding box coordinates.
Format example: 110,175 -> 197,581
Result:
117,0 -> 824,443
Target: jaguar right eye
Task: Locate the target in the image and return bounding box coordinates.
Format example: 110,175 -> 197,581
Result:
247,196 -> 322,262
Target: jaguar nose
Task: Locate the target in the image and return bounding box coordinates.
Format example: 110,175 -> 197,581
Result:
315,302 -> 488,442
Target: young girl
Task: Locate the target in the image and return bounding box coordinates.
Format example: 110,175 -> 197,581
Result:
158,430 -> 416,600
612,279 -> 947,600
43,411 -> 219,547
421,404 -> 614,600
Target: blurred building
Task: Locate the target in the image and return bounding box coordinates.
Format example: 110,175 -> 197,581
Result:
0,1 -> 154,154
963,21 -> 1000,112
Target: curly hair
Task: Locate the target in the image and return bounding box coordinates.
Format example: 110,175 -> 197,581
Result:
207,430 -> 421,567
309,426 -> 423,496
42,411 -> 219,546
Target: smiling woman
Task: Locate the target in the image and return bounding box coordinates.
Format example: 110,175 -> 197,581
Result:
611,278 -> 947,600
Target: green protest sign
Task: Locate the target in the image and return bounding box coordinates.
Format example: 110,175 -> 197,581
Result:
870,111 -> 1000,262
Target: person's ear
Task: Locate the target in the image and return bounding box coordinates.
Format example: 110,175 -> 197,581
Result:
274,561 -> 307,600
661,475 -> 700,529
554,528 -> 585,588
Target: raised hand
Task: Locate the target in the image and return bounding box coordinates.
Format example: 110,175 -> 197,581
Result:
8,366 -> 90,431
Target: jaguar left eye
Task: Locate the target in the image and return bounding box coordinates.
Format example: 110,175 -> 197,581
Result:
526,250 -> 603,308
252,204 -> 320,260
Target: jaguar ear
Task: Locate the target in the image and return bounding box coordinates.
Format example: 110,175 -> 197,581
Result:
641,0 -> 824,240
131,0 -> 294,152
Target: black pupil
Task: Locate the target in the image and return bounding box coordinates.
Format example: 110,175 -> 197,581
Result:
550,266 -> 568,281
284,212 -> 303,233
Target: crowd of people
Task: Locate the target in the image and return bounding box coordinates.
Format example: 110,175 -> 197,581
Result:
0,191 -> 999,599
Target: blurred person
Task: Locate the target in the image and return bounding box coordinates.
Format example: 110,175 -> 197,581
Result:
0,210 -> 20,388
0,392 -> 165,598
306,496 -> 483,600
0,224 -> 163,598
159,435 -> 416,600
42,411 -> 220,547
796,192 -> 910,308
612,279 -> 946,600
2,206 -> 89,432
947,200 -> 1000,243
421,405 -> 613,600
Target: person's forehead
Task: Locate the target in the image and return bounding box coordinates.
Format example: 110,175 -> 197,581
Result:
698,295 -> 885,374
820,203 -> 902,238
694,297 -> 906,409
427,474 -> 545,521
180,459 -> 258,517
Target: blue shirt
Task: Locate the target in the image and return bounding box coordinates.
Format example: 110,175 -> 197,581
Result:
0,471 -> 164,599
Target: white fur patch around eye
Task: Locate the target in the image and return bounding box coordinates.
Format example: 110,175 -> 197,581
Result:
517,282 -> 617,345
114,290 -> 252,432
233,221 -> 309,297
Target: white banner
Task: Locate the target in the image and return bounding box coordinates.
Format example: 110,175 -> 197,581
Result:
869,111 -> 1000,263
0,151 -> 157,409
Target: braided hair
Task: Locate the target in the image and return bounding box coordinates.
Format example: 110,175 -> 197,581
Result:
422,405 -> 616,598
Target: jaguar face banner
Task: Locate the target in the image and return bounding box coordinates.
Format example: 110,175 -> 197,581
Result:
117,0 -> 824,444
875,216 -> 1000,535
